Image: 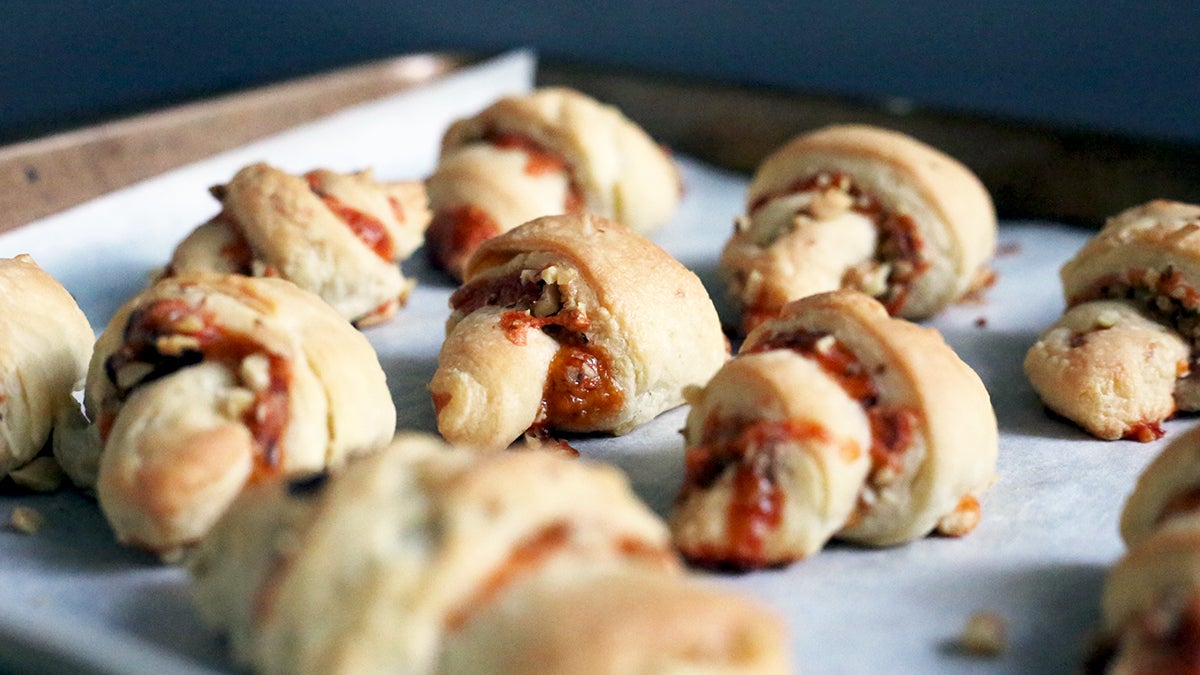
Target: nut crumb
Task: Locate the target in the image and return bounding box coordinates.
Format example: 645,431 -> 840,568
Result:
10,506 -> 45,534
959,610 -> 1007,656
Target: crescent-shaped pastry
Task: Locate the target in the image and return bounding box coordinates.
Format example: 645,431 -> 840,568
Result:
424,87 -> 681,279
1026,200 -> 1200,441
167,163 -> 431,326
671,289 -> 998,569
188,434 -> 791,674
429,213 -> 728,451
64,272 -> 395,557
720,124 -> 996,333
0,255 -> 93,482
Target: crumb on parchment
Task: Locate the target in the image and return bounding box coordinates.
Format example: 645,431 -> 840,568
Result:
959,610 -> 1007,657
9,506 -> 45,534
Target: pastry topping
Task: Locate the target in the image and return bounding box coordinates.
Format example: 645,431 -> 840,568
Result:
102,298 -> 293,480
958,610 -> 1007,657
305,173 -> 395,261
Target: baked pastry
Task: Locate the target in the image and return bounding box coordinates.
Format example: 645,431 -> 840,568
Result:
720,124 -> 996,333
188,433 -> 791,674
424,87 -> 681,279
429,213 -> 728,451
167,162 -> 430,326
671,289 -> 998,569
66,272 -> 395,557
1095,518 -> 1200,674
0,255 -> 93,481
1026,200 -> 1200,441
1121,425 -> 1200,548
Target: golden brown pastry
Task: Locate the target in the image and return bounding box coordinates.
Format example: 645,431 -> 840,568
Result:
671,289 -> 998,569
167,163 -> 430,326
63,272 -> 395,557
720,124 -> 996,333
188,433 -> 791,675
0,255 -> 93,482
429,213 -> 728,451
424,87 -> 681,279
1026,200 -> 1200,441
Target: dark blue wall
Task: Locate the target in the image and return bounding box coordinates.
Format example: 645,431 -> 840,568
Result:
3,2 -> 1198,144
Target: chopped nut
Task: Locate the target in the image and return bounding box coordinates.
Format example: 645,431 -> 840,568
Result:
221,388 -> 256,419
240,354 -> 272,391
1094,310 -> 1121,329
173,314 -> 205,334
10,506 -> 45,534
808,187 -> 854,221
155,334 -> 201,356
8,457 -> 65,493
959,611 -> 1007,657
870,464 -> 899,487
814,334 -> 836,354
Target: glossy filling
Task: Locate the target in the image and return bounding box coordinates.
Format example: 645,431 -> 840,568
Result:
305,172 -> 396,261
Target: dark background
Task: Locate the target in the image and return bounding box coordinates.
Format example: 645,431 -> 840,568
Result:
2,2 -> 1198,145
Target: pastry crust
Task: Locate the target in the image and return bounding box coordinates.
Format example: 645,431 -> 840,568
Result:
721,124 -> 996,332
1100,520 -> 1200,673
168,163 -> 431,326
0,255 -> 93,479
425,87 -> 681,278
71,272 -> 395,556
671,290 -> 997,567
430,213 -> 728,451
189,433 -> 790,674
1027,200 -> 1200,441
1024,300 -> 1188,441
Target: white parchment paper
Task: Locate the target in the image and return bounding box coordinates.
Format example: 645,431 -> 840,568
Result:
0,48 -> 1168,673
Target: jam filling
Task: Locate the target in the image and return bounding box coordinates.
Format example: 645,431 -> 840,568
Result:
748,170 -> 930,315
102,297 -> 292,481
305,172 -> 395,261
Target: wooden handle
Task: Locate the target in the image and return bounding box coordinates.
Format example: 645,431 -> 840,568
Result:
0,53 -> 472,233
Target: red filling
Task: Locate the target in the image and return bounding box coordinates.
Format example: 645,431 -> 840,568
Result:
305,172 -> 395,261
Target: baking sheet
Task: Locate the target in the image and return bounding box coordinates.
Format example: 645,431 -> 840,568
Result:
0,48 -> 1169,673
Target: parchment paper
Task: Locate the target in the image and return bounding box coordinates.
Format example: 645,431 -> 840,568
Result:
0,49 -> 1164,673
